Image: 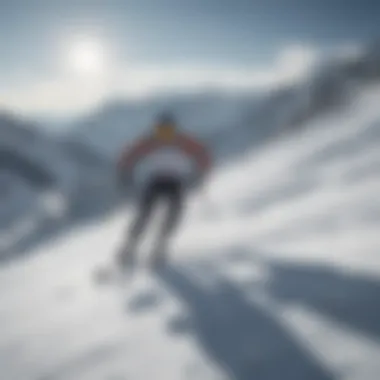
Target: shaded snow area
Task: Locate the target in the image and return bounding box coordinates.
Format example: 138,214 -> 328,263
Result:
1,84 -> 380,380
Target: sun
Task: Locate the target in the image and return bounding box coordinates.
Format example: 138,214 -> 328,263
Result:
65,36 -> 106,76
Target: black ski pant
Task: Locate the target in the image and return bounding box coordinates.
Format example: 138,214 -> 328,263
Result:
127,175 -> 184,246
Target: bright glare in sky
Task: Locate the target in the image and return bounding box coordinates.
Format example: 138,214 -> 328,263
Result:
65,36 -> 106,76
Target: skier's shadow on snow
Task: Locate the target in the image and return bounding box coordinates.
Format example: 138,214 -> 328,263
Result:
151,264 -> 334,380
226,248 -> 380,341
267,260 -> 380,340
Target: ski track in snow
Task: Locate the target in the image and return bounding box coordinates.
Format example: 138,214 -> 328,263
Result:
0,85 -> 380,380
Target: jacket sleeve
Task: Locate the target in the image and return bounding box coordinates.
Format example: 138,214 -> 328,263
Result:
118,136 -> 157,170
178,135 -> 212,173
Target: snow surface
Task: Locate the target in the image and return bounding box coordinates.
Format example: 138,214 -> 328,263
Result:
0,84 -> 380,380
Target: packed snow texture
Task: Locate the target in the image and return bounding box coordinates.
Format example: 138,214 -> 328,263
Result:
0,77 -> 379,380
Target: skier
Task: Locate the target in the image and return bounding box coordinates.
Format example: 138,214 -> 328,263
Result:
116,112 -> 212,269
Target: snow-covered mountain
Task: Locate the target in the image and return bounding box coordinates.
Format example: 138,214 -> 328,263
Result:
0,53 -> 379,380
0,111 -> 86,207
207,43 -> 380,162
0,112 -> 116,253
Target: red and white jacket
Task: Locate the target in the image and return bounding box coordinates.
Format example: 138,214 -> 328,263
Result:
118,132 -> 211,186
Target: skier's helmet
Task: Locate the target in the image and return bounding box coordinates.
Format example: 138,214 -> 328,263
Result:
154,112 -> 178,141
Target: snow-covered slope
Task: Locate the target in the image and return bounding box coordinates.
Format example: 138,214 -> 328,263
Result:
0,113 -> 118,255
0,111 -> 116,203
0,114 -> 72,246
0,80 -> 379,380
0,113 -> 75,194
